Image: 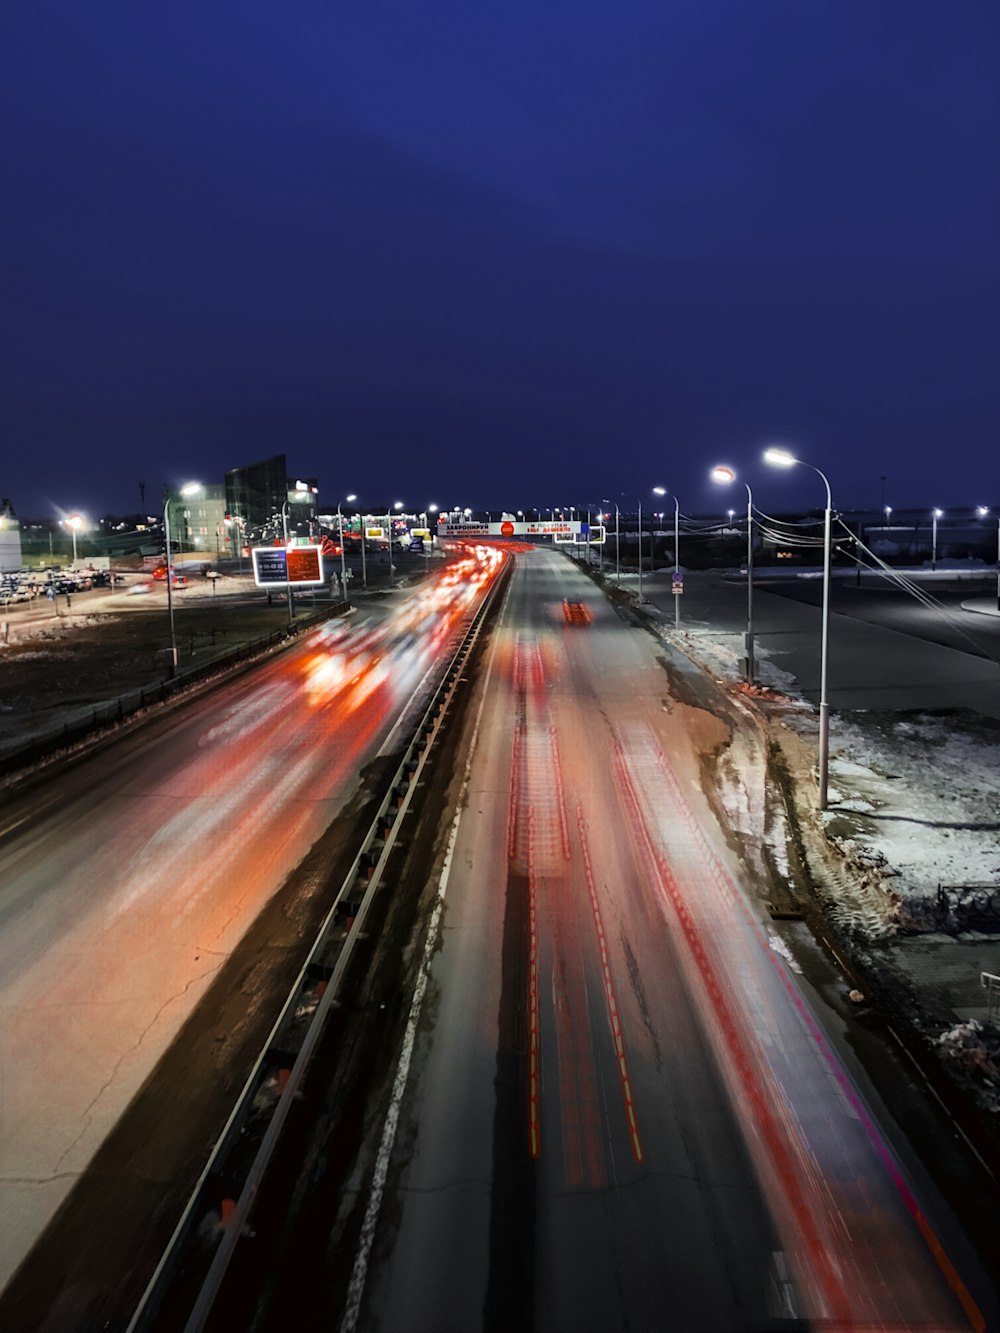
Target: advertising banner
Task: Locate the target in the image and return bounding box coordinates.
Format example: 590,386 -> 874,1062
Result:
251,545 -> 325,587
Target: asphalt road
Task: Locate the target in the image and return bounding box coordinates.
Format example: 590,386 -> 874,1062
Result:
347,548 -> 985,1331
0,549 -> 496,1316
618,564 -> 1000,718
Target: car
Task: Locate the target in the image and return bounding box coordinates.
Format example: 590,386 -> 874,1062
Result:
126,581 -> 152,596
562,598 -> 592,625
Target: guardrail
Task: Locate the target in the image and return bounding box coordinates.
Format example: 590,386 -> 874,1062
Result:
0,600 -> 350,780
126,562 -> 509,1332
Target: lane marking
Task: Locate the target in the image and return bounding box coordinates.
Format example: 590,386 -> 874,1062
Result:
527,805 -> 541,1160
577,805 -> 643,1163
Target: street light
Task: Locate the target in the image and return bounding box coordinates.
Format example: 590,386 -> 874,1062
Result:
977,507 -> 1000,611
603,499 -> 620,584
637,498 -> 644,602
281,481 -> 317,627
711,465 -> 755,682
764,446 -> 834,809
164,482 -> 202,676
425,503 -> 438,571
653,486 -> 681,628
932,508 -> 943,572
387,500 -> 403,587
338,494 -> 357,598
64,513 -> 83,567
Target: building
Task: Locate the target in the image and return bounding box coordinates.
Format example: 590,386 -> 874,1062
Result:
224,455 -> 289,533
0,499 -> 21,571
175,485 -> 228,562
223,455 -> 319,547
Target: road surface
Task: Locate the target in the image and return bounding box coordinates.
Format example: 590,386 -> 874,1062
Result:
349,547 -> 986,1331
0,546 -> 501,1301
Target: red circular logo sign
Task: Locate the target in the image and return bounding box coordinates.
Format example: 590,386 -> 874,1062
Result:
500,520 -> 515,537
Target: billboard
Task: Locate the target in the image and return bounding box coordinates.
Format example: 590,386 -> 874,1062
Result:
251,545 -> 325,587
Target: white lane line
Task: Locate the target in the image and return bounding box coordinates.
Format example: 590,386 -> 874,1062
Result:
340,570 -> 514,1333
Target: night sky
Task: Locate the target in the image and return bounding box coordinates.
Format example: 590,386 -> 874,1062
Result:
3,1 -> 998,521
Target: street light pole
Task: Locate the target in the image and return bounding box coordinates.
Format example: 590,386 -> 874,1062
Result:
338,494 -> 356,599
932,508 -> 942,572
426,504 -> 438,572
711,466 -> 754,681
654,486 -> 682,628
280,501 -> 294,627
65,514 -> 81,566
164,482 -> 201,677
765,447 -> 833,809
672,496 -> 680,629
981,508 -> 1000,611
387,501 -> 403,588
637,500 -> 643,603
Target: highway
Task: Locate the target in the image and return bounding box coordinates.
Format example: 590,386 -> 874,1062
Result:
0,545 -> 503,1315
2,543 -> 994,1331
341,547 -> 984,1331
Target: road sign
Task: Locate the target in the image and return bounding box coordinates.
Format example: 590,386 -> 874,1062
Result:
672,571 -> 684,595
500,520 -> 515,536
251,545 -> 325,587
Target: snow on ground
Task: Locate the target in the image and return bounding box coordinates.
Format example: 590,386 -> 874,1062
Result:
660,612 -> 1000,1111
663,619 -> 1000,936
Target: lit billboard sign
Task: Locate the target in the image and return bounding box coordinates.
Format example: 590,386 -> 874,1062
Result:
251,545 -> 325,587
434,520 -> 604,541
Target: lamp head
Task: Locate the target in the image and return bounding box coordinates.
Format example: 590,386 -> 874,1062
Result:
345,493 -> 357,503
652,485 -> 667,496
179,481 -> 202,497
978,506 -> 990,517
763,447 -> 796,468
710,465 -> 735,486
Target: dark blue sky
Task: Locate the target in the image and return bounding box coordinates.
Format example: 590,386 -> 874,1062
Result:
3,0 -> 998,520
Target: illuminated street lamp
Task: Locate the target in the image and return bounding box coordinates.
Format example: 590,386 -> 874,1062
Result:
603,498 -> 620,584
338,494 -> 356,598
653,486 -> 682,628
932,508 -> 943,572
281,481 -> 317,627
711,465 -> 755,683
977,507 -> 1000,611
64,513 -> 83,567
387,500 -> 403,587
164,482 -> 202,676
764,446 -> 833,808
424,503 -> 438,570
637,498 -> 644,602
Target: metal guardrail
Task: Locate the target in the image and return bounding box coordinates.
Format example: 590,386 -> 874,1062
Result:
0,601 -> 350,780
126,563 -> 509,1333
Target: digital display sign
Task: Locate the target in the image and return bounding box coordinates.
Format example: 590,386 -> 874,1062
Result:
251,546 -> 325,587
